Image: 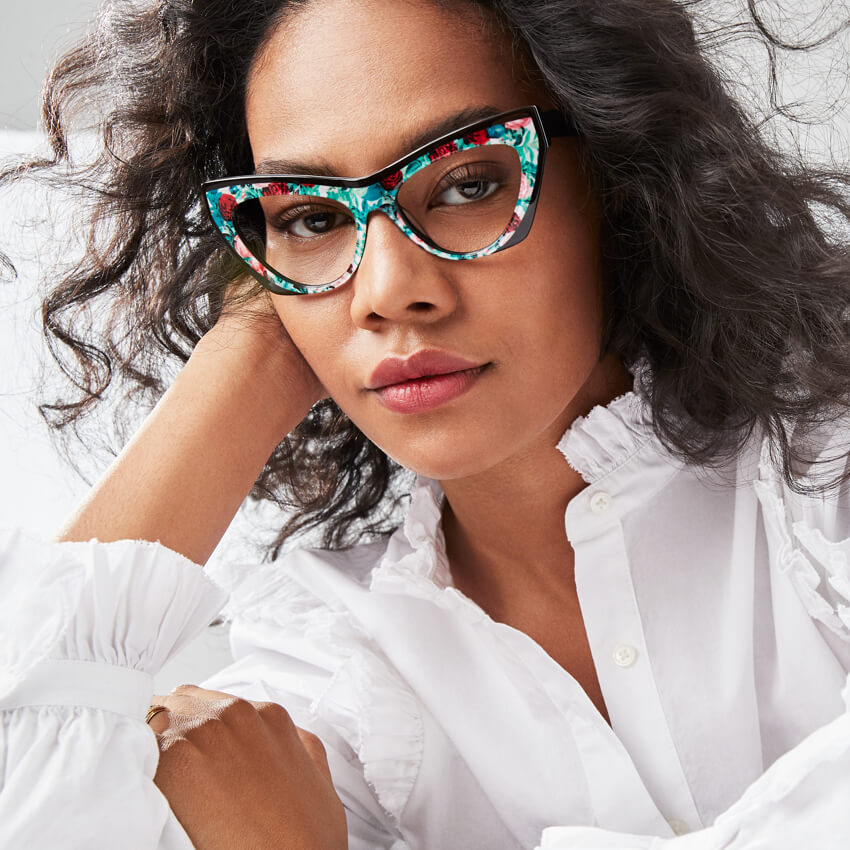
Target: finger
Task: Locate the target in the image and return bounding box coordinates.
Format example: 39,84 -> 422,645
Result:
145,704 -> 172,734
154,684 -> 236,715
221,285 -> 280,325
169,684 -> 237,701
154,710 -> 209,750
296,727 -> 333,783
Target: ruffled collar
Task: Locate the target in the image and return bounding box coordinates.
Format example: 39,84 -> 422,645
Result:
557,390 -> 654,484
370,477 -> 456,595
370,388 -> 655,598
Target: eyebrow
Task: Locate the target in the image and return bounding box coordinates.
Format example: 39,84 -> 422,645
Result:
253,104 -> 505,178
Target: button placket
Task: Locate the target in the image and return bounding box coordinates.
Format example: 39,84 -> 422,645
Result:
612,644 -> 638,668
568,480 -> 703,833
667,818 -> 691,836
589,490 -> 613,514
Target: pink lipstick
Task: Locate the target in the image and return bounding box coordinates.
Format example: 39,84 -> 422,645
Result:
367,350 -> 488,414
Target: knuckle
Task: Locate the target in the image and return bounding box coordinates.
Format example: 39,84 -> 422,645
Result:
169,707 -> 218,734
255,700 -> 292,724
218,695 -> 256,721
188,714 -> 224,745
297,727 -> 326,754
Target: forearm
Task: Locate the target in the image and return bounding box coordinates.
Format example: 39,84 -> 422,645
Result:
55,327 -> 318,565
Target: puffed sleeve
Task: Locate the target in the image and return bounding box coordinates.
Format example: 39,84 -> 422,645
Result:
752,426 -> 850,652
0,527 -> 227,850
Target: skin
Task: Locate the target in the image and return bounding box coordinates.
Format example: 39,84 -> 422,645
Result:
250,0 -> 630,715
60,0 -> 633,845
252,0 -> 626,484
148,685 -> 347,850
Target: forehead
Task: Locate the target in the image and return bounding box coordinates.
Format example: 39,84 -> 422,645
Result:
244,0 -> 545,177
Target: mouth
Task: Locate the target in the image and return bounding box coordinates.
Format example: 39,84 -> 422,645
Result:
367,350 -> 490,414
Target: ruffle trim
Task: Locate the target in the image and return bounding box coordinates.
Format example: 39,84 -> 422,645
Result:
755,446 -> 850,643
557,391 -> 654,484
319,648 -> 423,821
218,556 -> 424,825
371,478 -> 452,588
369,479 -> 490,625
0,527 -> 227,698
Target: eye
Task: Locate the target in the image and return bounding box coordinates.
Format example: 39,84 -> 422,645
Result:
438,180 -> 500,205
291,211 -> 347,237
431,165 -> 505,207
269,205 -> 352,239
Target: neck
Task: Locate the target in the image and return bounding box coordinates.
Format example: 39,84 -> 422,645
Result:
439,353 -> 631,610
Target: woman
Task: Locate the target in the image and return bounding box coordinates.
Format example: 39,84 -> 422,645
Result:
1,0 -> 850,847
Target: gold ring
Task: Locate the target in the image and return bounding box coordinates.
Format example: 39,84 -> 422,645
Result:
145,705 -> 169,725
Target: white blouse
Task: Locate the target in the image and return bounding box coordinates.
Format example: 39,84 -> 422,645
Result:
1,391 -> 849,850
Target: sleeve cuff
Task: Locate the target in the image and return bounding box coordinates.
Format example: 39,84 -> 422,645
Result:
0,527 -> 227,711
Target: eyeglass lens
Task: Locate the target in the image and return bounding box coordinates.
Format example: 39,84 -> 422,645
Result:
231,143 -> 523,288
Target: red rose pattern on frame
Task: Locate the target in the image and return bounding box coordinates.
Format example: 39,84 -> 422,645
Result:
380,170 -> 403,190
261,183 -> 290,196
218,194 -> 237,221
428,141 -> 458,162
234,236 -> 268,278
462,129 -> 489,146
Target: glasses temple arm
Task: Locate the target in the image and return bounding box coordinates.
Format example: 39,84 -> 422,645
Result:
540,109 -> 580,141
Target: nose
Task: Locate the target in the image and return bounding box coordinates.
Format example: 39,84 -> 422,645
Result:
348,209 -> 459,330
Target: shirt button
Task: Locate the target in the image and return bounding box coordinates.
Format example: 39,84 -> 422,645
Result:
589,491 -> 612,513
667,819 -> 691,836
612,644 -> 638,667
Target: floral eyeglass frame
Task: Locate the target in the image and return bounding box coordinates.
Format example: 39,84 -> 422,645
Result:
202,105 -> 579,295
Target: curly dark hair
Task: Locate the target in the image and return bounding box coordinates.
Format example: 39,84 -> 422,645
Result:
2,0 -> 850,555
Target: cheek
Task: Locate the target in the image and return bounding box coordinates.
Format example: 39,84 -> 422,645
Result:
530,155 -> 604,353
478,166 -> 604,418
494,178 -> 604,364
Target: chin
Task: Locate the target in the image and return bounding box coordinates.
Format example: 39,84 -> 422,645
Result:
368,426 -> 517,482
396,456 -> 492,482
342,395 -> 562,482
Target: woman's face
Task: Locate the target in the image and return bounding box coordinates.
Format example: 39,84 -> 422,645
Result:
245,0 -> 623,480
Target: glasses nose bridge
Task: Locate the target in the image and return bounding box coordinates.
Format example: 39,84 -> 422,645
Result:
362,190 -> 407,235
363,189 -> 399,217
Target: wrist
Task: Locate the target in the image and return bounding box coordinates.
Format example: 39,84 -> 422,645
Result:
54,312 -> 322,563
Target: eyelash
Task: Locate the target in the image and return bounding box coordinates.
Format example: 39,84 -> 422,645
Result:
273,204 -> 334,227
272,164 -> 502,213
432,163 -> 503,198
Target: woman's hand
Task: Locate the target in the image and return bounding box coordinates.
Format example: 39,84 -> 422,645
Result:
195,285 -> 325,413
149,685 -> 348,850
56,285 -> 325,564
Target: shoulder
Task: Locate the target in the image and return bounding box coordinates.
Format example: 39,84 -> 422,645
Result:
751,413 -> 850,643
209,537 -> 391,637
210,477 -> 449,636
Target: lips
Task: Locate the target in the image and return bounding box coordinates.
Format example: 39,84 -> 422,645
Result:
367,350 -> 488,414
367,350 -> 483,390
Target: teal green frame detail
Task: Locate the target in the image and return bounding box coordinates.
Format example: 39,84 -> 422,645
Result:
202,105 -> 578,295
